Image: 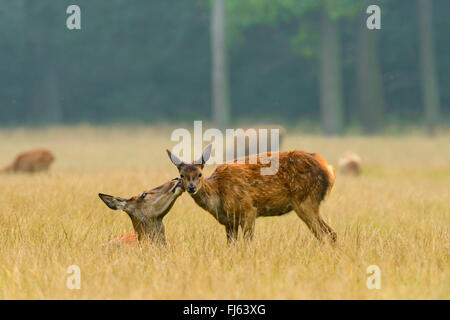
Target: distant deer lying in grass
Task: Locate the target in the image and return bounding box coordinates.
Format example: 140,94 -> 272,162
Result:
99,178 -> 184,247
2,149 -> 55,173
338,152 -> 362,176
167,145 -> 336,243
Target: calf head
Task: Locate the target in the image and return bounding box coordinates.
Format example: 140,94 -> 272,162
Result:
99,178 -> 184,243
166,145 -> 212,195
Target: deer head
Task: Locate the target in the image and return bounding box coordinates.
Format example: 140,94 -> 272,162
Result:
167,145 -> 212,195
98,178 -> 184,243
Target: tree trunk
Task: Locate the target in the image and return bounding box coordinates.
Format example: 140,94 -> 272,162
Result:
24,0 -> 62,124
27,61 -> 62,124
356,0 -> 386,134
319,9 -> 344,136
418,0 -> 440,136
211,0 -> 230,130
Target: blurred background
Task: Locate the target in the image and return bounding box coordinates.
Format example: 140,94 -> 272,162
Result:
0,0 -> 448,135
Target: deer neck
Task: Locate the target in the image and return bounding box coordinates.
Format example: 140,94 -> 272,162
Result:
191,178 -> 221,217
130,216 -> 165,243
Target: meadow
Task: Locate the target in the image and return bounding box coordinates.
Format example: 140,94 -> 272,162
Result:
0,126 -> 448,299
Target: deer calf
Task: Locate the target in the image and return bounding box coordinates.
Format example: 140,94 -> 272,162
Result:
99,178 -> 184,247
167,145 -> 336,243
2,149 -> 55,173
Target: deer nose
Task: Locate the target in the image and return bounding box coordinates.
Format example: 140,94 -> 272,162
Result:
187,185 -> 196,194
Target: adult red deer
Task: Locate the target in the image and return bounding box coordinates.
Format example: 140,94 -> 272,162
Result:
1,149 -> 55,173
167,145 -> 336,243
99,178 -> 184,246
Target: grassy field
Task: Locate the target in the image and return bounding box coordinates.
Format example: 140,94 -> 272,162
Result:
0,126 -> 448,299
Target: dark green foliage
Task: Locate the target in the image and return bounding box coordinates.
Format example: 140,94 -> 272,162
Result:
0,0 -> 448,129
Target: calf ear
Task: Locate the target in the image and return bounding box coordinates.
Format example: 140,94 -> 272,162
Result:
166,149 -> 185,169
200,144 -> 212,168
98,193 -> 127,210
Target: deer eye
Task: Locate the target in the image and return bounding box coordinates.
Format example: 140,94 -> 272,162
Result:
198,173 -> 202,178
180,174 -> 184,179
140,193 -> 147,199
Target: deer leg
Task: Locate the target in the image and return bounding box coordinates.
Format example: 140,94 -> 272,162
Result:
317,217 -> 336,242
225,223 -> 239,244
240,209 -> 256,242
240,219 -> 255,242
292,198 -> 336,243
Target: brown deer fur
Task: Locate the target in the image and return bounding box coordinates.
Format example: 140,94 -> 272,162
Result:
99,178 -> 184,246
106,233 -> 137,248
167,145 -> 336,243
2,149 -> 55,173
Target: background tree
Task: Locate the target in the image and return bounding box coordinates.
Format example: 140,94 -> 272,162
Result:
356,0 -> 386,134
211,0 -> 230,130
319,6 -> 344,135
0,0 -> 448,132
22,1 -> 64,124
227,0 -> 355,135
417,0 -> 441,136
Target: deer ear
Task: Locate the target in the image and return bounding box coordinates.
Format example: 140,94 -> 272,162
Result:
200,144 -> 212,168
166,149 -> 185,169
98,194 -> 127,210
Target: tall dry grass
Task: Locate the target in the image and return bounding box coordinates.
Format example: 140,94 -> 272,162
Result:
0,126 -> 448,299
